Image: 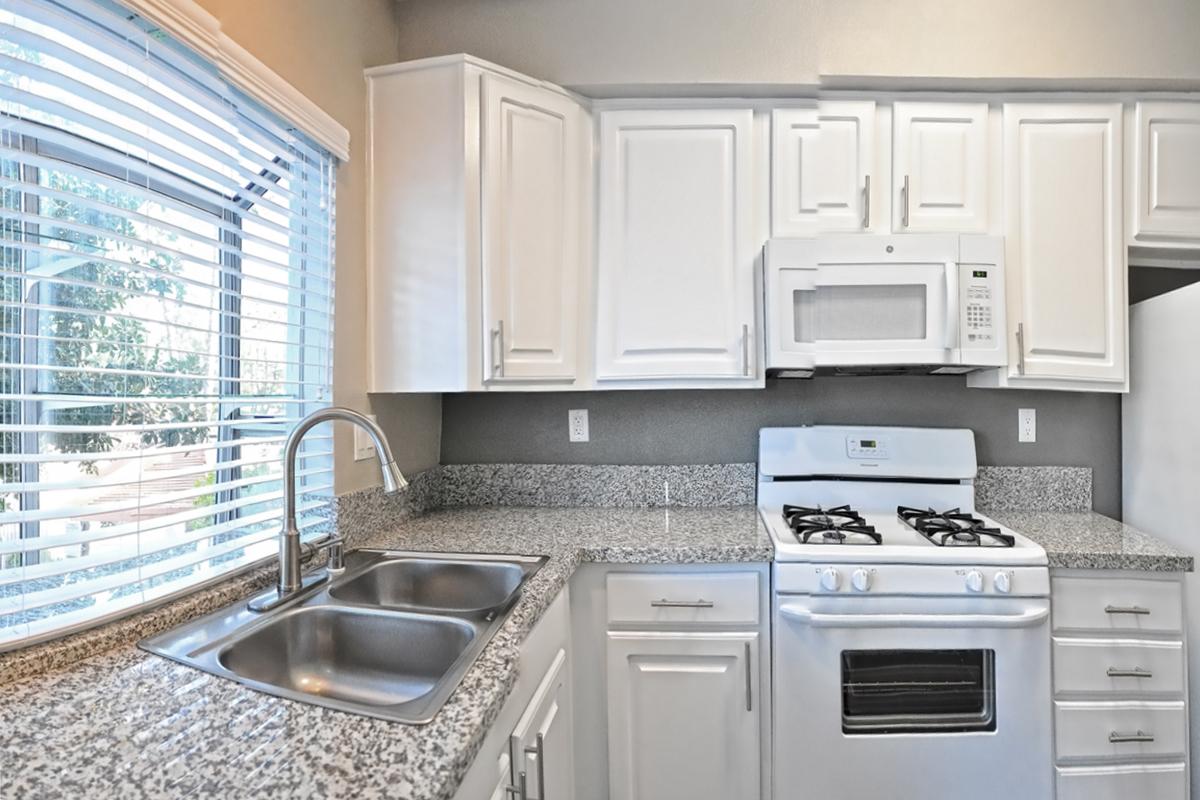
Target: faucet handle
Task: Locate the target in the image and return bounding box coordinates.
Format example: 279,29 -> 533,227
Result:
302,536 -> 346,573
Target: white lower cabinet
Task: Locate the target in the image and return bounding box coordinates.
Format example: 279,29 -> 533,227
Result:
454,589 -> 574,800
511,648 -> 575,800
1050,570 -> 1189,799
606,632 -> 760,800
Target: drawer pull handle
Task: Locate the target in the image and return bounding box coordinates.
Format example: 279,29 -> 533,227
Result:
650,599 -> 715,609
1109,730 -> 1155,744
1107,666 -> 1153,679
1104,605 -> 1151,615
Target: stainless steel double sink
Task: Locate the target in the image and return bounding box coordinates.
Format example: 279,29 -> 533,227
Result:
140,550 -> 547,723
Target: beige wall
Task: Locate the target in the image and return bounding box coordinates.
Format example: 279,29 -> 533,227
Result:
394,0 -> 1200,89
194,0 -> 442,493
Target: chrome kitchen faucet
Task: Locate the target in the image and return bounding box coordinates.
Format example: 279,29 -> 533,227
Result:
249,407 -> 407,612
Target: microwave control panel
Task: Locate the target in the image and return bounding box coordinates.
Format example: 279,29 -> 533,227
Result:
957,260 -> 1006,368
962,267 -> 997,344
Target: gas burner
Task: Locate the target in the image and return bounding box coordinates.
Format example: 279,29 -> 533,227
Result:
897,506 -> 1016,548
784,504 -> 882,545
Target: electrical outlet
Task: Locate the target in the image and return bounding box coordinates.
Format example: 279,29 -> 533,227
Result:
568,409 -> 589,443
1018,408 -> 1036,443
354,414 -> 379,460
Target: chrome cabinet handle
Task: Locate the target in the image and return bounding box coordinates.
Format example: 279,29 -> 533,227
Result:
1109,730 -> 1155,744
861,174 -> 871,229
491,320 -> 505,377
1107,666 -> 1153,679
741,323 -> 751,377
650,598 -> 714,608
901,174 -> 910,227
1105,605 -> 1151,615
505,771 -> 528,800
1015,323 -> 1026,376
744,641 -> 753,712
523,732 -> 546,800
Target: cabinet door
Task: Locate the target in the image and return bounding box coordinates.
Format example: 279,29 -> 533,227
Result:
486,752 -> 514,800
510,648 -> 574,800
481,73 -> 582,382
607,632 -> 760,800
894,102 -> 989,233
1002,103 -> 1126,384
771,101 -> 876,236
1133,101 -> 1200,242
596,108 -> 757,381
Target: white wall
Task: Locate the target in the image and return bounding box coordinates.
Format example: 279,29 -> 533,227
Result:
394,0 -> 1200,90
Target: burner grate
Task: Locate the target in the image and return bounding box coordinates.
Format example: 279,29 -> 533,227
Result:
784,504 -> 882,545
897,506 -> 1016,548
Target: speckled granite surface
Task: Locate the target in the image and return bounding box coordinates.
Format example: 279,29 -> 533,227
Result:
438,463 -> 756,507
993,510 -> 1193,572
976,466 -> 1092,512
0,506 -> 770,800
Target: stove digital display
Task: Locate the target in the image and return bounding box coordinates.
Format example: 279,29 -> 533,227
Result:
847,436 -> 890,459
860,439 -> 877,448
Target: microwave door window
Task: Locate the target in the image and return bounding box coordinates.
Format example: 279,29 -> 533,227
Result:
841,649 -> 996,734
816,284 -> 928,341
793,289 -> 816,344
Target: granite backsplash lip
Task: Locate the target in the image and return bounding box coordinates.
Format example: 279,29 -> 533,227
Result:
0,506 -> 771,800
991,510 -> 1194,572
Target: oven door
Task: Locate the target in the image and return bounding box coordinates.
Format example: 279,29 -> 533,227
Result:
810,261 -> 957,366
773,595 -> 1053,800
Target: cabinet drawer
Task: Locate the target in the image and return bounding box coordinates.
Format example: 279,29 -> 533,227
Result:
1052,576 -> 1182,634
1055,701 -> 1186,760
1053,637 -> 1185,696
1057,762 -> 1186,800
606,571 -> 760,626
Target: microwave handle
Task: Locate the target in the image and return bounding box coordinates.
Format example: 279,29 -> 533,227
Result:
944,262 -> 959,351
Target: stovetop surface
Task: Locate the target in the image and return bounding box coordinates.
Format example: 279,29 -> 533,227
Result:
763,504 -> 1048,566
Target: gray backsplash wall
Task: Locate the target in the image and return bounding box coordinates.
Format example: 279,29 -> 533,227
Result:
441,376 -> 1122,518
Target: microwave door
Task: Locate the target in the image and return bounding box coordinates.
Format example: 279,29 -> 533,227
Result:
767,264 -> 818,370
812,261 -> 953,366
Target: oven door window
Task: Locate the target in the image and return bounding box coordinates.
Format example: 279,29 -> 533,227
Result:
841,649 -> 996,734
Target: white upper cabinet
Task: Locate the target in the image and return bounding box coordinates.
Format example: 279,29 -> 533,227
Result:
1130,101 -> 1200,246
596,108 -> 762,385
971,103 -> 1127,391
366,56 -> 588,392
771,101 -> 877,236
893,102 -> 990,233
481,73 -> 583,383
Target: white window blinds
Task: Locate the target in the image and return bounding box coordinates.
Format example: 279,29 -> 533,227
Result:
0,0 -> 336,649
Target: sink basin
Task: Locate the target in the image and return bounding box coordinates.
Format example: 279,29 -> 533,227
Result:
218,606 -> 475,707
329,558 -> 525,613
139,550 -> 547,723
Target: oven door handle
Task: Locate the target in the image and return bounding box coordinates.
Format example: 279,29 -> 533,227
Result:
778,603 -> 1050,629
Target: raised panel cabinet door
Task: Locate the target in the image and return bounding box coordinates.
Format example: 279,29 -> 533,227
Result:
894,102 -> 990,233
510,649 -> 574,800
1134,101 -> 1200,242
596,108 -> 756,380
606,632 -> 760,800
771,101 -> 875,236
481,73 -> 582,383
1003,103 -> 1126,383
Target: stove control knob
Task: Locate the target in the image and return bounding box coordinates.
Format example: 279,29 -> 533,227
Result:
994,571 -> 1012,594
965,570 -> 985,593
851,568 -> 872,592
820,567 -> 842,592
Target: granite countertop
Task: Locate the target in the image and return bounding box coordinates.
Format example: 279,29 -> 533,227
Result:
991,510 -> 1194,572
0,506 -> 771,800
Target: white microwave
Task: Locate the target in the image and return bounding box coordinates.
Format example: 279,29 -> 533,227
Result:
765,234 -> 1007,376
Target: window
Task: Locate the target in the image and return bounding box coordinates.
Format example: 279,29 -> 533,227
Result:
0,0 -> 336,649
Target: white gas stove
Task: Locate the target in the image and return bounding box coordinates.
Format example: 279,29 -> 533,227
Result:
764,426 -> 1053,800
